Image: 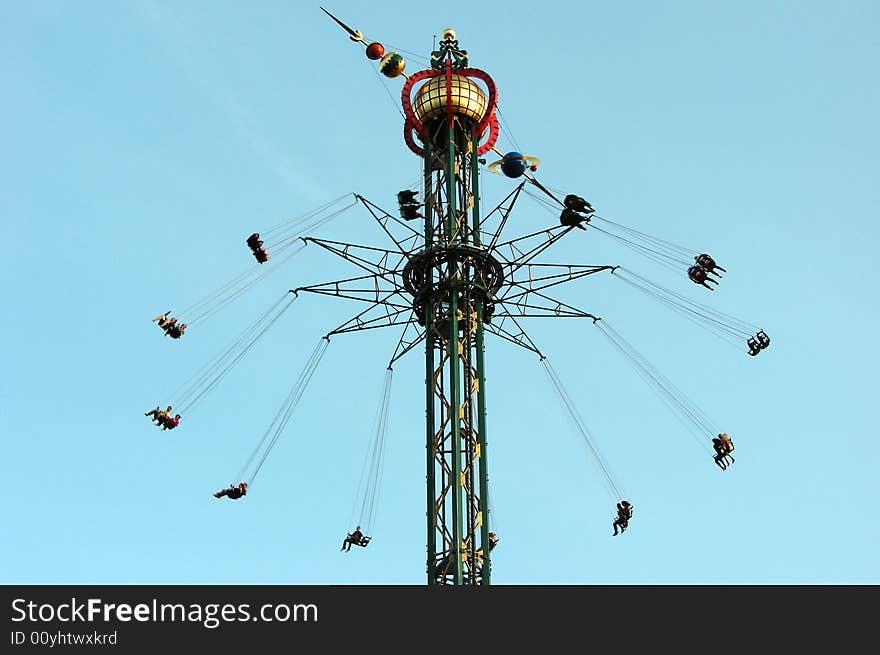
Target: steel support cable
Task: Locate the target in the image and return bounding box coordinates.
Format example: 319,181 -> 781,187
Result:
520,188 -> 684,273
187,241 -> 308,326
521,187 -> 692,269
485,486 -> 502,536
616,275 -> 746,348
365,370 -> 393,533
175,294 -> 299,415
595,320 -> 715,433
384,43 -> 429,66
176,239 -> 307,327
260,193 -> 353,240
588,224 -> 691,269
246,338 -> 330,487
495,105 -> 523,153
594,321 -> 716,453
175,198 -> 349,321
179,306 -> 289,413
350,370 -> 385,530
232,337 -> 325,483
264,199 -> 358,252
598,325 -> 711,448
522,187 -> 560,212
171,295 -> 287,409
541,357 -> 625,501
365,57 -> 407,121
591,214 -> 696,258
617,267 -> 758,335
540,182 -> 698,257
178,297 -> 297,415
177,264 -> 261,320
169,293 -> 291,406
349,368 -> 393,534
598,321 -> 717,435
611,268 -> 755,345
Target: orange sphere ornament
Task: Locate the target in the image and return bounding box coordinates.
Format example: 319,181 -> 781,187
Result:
365,42 -> 385,60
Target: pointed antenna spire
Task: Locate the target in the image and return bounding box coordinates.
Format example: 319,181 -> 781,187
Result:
320,7 -> 405,79
320,7 -> 364,42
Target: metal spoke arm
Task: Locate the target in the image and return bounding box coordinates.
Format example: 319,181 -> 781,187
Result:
493,303 -> 598,319
294,273 -> 410,307
491,225 -> 576,276
481,183 -> 525,250
483,316 -> 544,357
498,264 -> 617,303
355,194 -> 424,254
388,321 -> 427,367
325,293 -> 420,336
494,288 -> 600,320
523,172 -> 565,206
327,314 -> 418,336
303,237 -> 407,281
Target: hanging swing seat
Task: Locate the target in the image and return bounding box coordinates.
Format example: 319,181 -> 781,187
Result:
345,533 -> 371,548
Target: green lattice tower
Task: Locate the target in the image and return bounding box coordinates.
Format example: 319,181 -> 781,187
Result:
400,31 -> 502,585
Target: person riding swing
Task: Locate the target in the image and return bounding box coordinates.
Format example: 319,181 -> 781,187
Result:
166,323 -> 187,339
341,525 -> 370,552
756,330 -> 770,349
712,437 -> 728,469
688,265 -> 719,290
712,434 -> 734,469
152,311 -> 173,330
694,253 -> 726,276
612,501 -> 634,536
214,482 -> 248,499
564,194 -> 595,215
719,433 -> 735,464
145,405 -> 172,425
246,233 -> 271,263
560,208 -> 588,230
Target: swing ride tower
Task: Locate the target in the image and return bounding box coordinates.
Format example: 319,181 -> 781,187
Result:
309,16 -> 620,586
152,9 -> 771,589
400,31 -> 501,585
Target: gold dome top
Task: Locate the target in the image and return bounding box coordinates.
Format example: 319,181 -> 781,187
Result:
412,75 -> 487,125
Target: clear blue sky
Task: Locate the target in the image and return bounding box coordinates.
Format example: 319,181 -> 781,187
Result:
2,1 -> 877,584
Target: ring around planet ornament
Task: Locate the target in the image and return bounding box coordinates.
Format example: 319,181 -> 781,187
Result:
487,151 -> 541,178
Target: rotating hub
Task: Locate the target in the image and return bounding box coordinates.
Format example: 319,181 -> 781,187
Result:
403,244 -> 504,333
